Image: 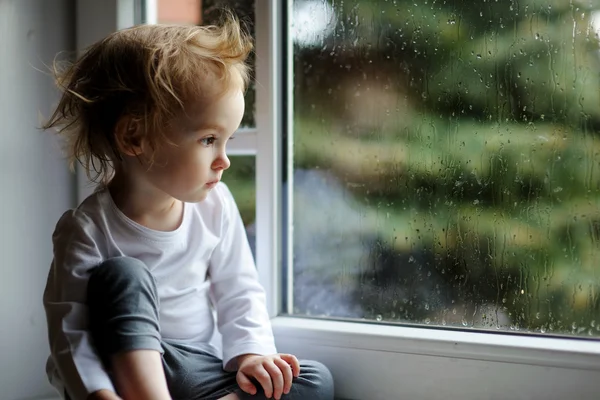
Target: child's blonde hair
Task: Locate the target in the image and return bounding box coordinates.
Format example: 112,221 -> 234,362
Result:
43,14 -> 253,183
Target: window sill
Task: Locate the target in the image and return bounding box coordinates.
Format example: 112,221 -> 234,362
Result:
271,316 -> 600,400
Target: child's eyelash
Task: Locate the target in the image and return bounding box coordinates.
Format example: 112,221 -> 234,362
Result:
199,135 -> 235,146
200,136 -> 216,146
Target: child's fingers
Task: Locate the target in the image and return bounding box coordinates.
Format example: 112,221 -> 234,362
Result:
279,354 -> 301,377
252,367 -> 274,399
273,357 -> 294,394
236,371 -> 257,395
264,361 -> 285,399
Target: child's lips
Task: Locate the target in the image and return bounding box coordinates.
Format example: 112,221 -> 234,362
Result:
206,179 -> 220,187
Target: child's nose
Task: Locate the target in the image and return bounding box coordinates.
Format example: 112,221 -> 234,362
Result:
214,153 -> 230,171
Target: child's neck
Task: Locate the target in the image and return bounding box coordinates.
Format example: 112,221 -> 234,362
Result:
108,170 -> 184,232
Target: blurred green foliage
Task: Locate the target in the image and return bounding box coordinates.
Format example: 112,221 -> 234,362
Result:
294,0 -> 600,335
221,155 -> 256,227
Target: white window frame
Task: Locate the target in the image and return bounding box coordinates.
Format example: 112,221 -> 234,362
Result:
76,1 -> 600,399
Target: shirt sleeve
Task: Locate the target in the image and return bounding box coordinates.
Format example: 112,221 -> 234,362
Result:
43,210 -> 115,400
208,184 -> 277,371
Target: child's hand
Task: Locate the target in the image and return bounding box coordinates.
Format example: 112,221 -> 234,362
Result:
87,389 -> 123,400
236,353 -> 300,400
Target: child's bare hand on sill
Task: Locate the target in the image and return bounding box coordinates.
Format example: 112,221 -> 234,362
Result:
236,353 -> 300,400
87,389 -> 123,400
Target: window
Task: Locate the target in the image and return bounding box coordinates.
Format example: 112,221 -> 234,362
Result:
288,0 -> 600,339
279,1 -> 600,397
77,1 -> 600,399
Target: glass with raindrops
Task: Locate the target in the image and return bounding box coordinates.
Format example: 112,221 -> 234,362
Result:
290,0 -> 600,338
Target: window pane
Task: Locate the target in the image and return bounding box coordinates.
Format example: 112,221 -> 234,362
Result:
290,0 -> 600,337
156,0 -> 255,127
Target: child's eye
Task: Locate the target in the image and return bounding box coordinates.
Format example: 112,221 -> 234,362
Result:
199,136 -> 216,146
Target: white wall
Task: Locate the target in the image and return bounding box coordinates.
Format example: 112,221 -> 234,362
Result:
0,0 -> 75,398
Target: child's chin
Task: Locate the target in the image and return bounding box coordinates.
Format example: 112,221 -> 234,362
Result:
191,190 -> 210,203
175,190 -> 209,204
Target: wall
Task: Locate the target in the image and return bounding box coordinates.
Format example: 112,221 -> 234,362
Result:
0,0 -> 75,398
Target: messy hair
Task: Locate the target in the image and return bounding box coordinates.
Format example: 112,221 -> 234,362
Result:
43,13 -> 253,183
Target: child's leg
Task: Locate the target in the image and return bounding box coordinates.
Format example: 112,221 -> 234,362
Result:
110,350 -> 171,400
217,394 -> 239,400
87,257 -> 171,400
285,360 -> 334,400
87,257 -> 334,400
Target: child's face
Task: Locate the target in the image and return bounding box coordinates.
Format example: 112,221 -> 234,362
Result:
141,86 -> 245,203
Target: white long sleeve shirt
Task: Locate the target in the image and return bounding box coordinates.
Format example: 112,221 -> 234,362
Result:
43,183 -> 277,400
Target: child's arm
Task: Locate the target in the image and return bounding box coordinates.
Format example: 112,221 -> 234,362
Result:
208,184 -> 296,399
208,184 -> 278,364
43,211 -> 116,400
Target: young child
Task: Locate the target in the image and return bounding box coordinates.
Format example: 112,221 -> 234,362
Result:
42,14 -> 333,400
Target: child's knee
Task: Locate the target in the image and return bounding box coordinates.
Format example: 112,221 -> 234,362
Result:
88,257 -> 154,296
294,360 -> 334,400
87,256 -> 161,357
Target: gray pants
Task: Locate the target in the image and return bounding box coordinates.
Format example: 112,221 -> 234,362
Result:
83,257 -> 334,400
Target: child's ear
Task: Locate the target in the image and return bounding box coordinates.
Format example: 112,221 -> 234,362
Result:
114,115 -> 144,157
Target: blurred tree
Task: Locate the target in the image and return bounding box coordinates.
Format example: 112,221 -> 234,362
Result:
293,0 -> 600,335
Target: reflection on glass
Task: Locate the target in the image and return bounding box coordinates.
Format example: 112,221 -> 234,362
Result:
291,0 -> 600,337
156,0 -> 256,127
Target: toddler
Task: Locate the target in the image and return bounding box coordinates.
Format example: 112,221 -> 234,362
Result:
42,14 -> 333,400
